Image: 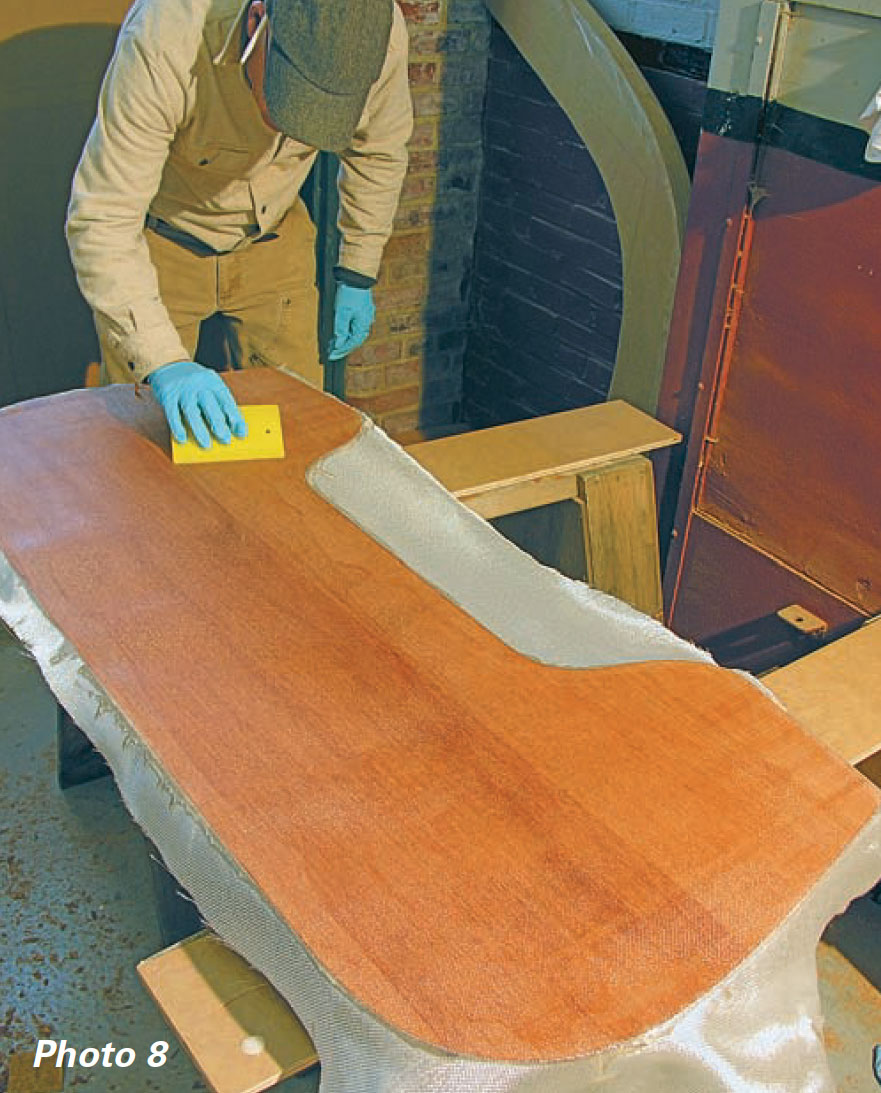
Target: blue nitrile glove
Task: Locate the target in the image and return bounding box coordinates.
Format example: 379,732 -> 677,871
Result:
328,284 -> 375,360
149,361 -> 248,449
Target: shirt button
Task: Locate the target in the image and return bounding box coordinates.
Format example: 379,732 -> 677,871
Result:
261,205 -> 268,214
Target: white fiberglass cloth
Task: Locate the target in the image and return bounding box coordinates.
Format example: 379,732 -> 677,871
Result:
2,417 -> 880,1092
307,420 -> 714,671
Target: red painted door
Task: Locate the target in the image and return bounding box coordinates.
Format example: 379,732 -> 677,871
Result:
659,0 -> 881,668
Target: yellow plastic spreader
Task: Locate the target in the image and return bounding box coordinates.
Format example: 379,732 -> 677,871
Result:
172,404 -> 285,465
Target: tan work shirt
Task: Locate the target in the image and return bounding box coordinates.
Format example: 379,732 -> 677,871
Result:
66,0 -> 412,381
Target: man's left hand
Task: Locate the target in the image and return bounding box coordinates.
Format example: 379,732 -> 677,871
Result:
328,284 -> 376,360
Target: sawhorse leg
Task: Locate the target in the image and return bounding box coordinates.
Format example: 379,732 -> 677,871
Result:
576,455 -> 664,620
490,456 -> 664,619
145,838 -> 203,947
56,703 -> 111,788
57,705 -> 200,943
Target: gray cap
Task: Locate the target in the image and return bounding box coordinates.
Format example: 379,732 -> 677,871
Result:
264,0 -> 394,152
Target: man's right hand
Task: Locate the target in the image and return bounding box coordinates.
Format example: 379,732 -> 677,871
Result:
148,361 -> 248,449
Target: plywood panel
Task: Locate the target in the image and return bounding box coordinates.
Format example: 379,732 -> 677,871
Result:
0,371 -> 876,1061
406,400 -> 679,500
763,617 -> 881,764
137,931 -> 317,1093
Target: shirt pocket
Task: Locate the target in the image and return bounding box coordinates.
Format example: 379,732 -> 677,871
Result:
188,146 -> 259,176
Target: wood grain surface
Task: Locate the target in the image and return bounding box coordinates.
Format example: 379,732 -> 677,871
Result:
405,399 -> 679,500
0,370 -> 876,1061
764,617 -> 881,764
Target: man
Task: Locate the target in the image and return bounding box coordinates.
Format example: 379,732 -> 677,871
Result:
67,0 -> 412,447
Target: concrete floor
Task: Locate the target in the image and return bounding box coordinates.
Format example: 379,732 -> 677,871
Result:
2,621 -> 881,1091
0,624 -> 317,1093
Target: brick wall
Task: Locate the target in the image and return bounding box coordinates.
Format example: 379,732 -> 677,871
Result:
595,0 -> 719,49
621,33 -> 710,173
343,2 -> 712,438
342,0 -> 491,439
462,24 -> 622,427
461,21 -> 710,429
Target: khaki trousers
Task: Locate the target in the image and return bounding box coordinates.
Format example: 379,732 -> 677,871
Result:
98,199 -> 323,388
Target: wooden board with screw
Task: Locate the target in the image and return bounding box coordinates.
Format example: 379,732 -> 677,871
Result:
137,931 -> 317,1093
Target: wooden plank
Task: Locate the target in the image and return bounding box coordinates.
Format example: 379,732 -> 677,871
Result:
776,604 -> 829,637
578,456 -> 664,619
0,371 -> 876,1062
137,931 -> 317,1093
463,472 -> 578,520
6,1052 -> 65,1093
405,400 -> 680,501
763,618 -> 881,765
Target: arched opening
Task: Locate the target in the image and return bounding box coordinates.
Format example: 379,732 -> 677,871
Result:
464,0 -> 691,420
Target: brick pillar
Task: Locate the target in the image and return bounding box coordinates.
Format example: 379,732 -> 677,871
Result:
343,0 -> 491,440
